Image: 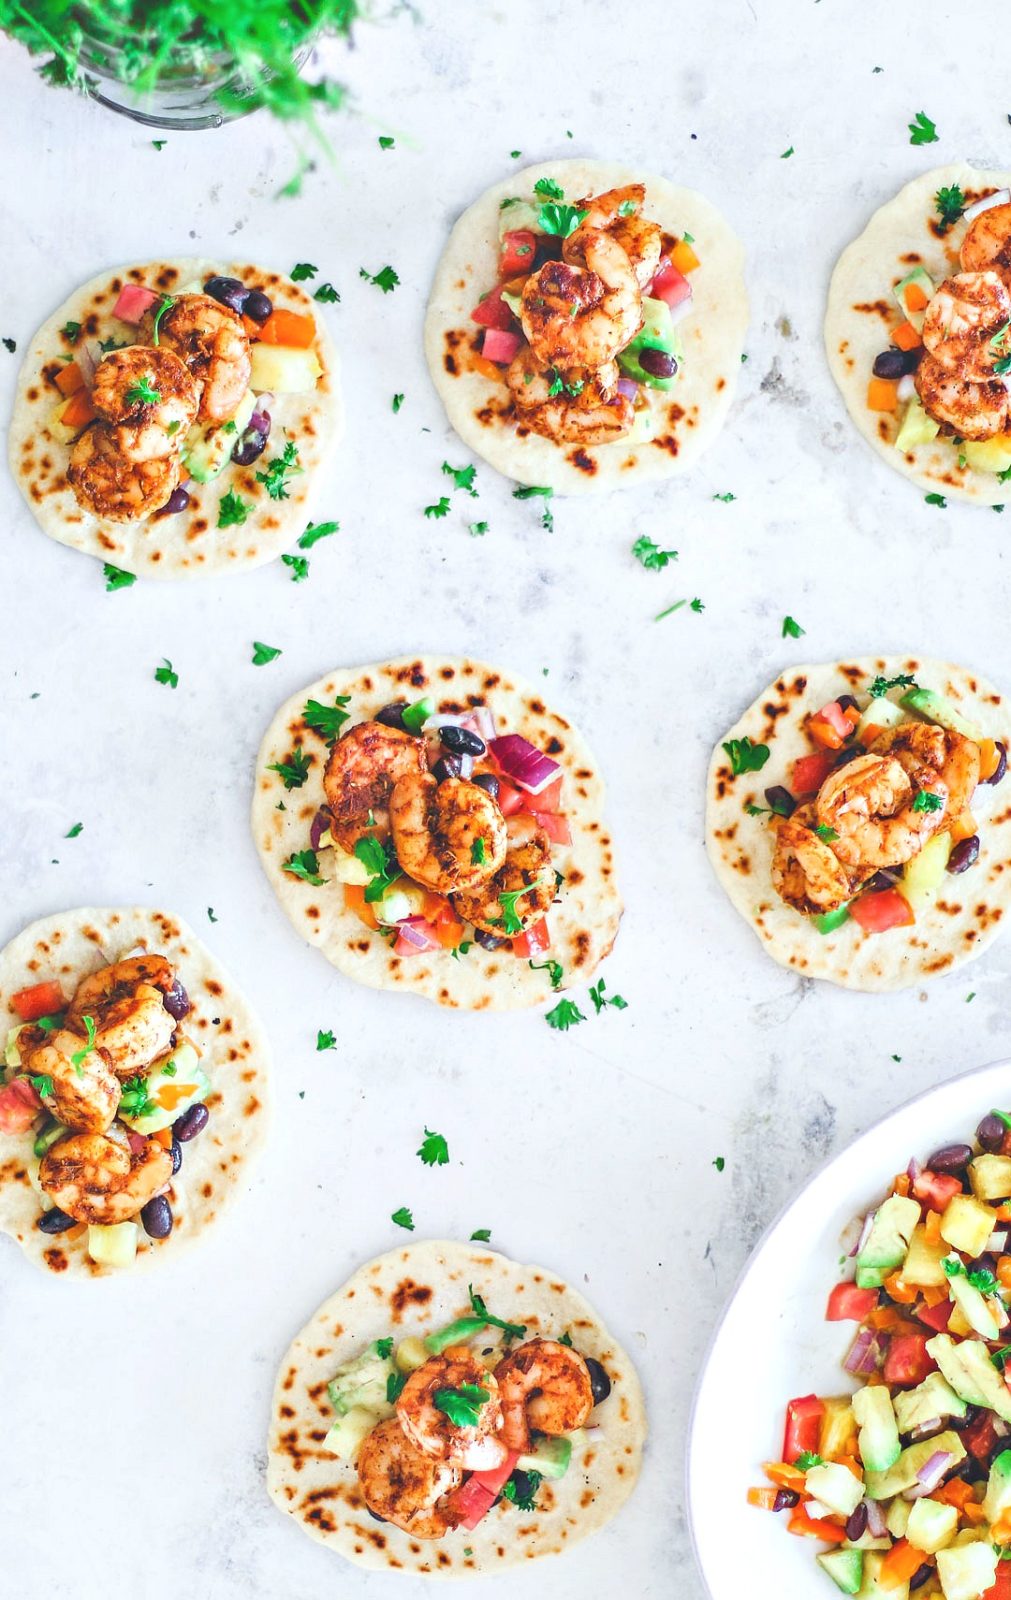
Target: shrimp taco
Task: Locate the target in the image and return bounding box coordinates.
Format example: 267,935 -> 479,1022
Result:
251,655 -> 622,1010
9,259 -> 342,578
826,164 -> 1011,503
706,657 -> 1011,991
424,159 -> 747,494
267,1240 -> 645,1576
0,907 -> 270,1276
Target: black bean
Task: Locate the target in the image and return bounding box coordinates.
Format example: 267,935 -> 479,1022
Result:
872,348 -> 910,380
987,742 -> 1008,787
763,785 -> 796,818
474,928 -> 507,951
844,1503 -> 867,1541
837,695 -> 859,713
584,1356 -> 611,1406
507,1469 -> 536,1505
375,702 -> 407,730
978,1114 -> 1007,1154
865,870 -> 898,893
439,725 -> 487,758
243,289 -> 273,323
231,426 -> 268,467
164,978 -> 191,1021
473,772 -> 500,800
141,1195 -> 173,1239
432,755 -> 463,783
947,835 -> 980,874
367,1508 -> 387,1524
772,1488 -> 799,1512
967,1253 -> 998,1280
834,746 -> 864,768
204,275 -> 249,315
173,1102 -> 209,1142
157,486 -> 191,517
910,1566 -> 933,1592
926,1143 -> 973,1175
170,1138 -> 183,1176
639,346 -> 678,379
37,1207 -> 77,1234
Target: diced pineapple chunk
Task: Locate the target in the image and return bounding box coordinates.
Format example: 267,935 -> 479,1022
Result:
395,1336 -> 429,1374
902,1223 -> 951,1287
969,1154 -> 1011,1203
940,1193 -> 997,1258
322,1405 -> 379,1463
899,830 -> 951,912
250,343 -> 322,394
331,849 -> 371,887
87,1221 -> 139,1268
818,1395 -> 857,1459
963,435 -> 1011,476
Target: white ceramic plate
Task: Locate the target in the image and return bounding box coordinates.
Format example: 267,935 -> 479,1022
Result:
687,1058 -> 1011,1599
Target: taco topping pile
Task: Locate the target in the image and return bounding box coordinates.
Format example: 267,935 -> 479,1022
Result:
0,950 -> 210,1266
289,696 -> 571,965
734,674 -> 1007,937
323,1287 -> 611,1538
52,271 -> 322,524
471,178 -> 699,447
749,1108 -> 1011,1598
868,187 -> 1011,481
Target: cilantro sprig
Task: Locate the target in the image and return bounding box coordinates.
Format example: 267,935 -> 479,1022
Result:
303,695 -> 351,742
417,1127 -> 449,1166
433,1383 -> 490,1428
722,737 -> 770,776
268,748 -> 312,789
632,535 -> 678,572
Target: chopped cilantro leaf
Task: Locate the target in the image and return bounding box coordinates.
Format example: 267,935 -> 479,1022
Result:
303,695 -> 352,742
268,748 -> 312,789
925,492 -> 947,507
317,1029 -> 337,1050
815,824 -> 839,841
359,265 -> 399,293
470,1229 -> 491,1242
471,838 -> 486,866
424,496 -> 451,519
502,1469 -> 542,1511
256,439 -> 302,501
281,553 -> 309,582
780,145 -> 794,159
589,978 -> 628,1014
61,320 -> 81,341
935,184 -> 966,234
782,615 -> 805,639
868,672 -> 915,698
417,1127 -> 449,1167
252,641 -> 282,665
722,737 -> 770,777
208,907 -> 218,922
291,262 -> 318,281
298,519 -> 338,549
912,789 -> 944,813
537,202 -> 588,238
529,957 -> 563,990
103,563 -> 136,591
391,1206 -> 415,1231
712,492 -> 736,503
545,997 -> 585,1031
468,1287 -> 526,1340
151,139 -> 166,150
29,1073 -> 55,1100
378,135 -> 395,150
70,1014 -> 97,1070
374,1337 -> 394,1359
218,490 -> 250,528
434,1384 -> 489,1427
386,1371 -> 407,1403
470,521 -> 489,537
124,374 -> 160,405
392,393 -> 404,413
313,281 -> 340,304
713,1156 -> 726,1172
655,597 -> 704,620
154,657 -> 178,688
794,1451 -> 823,1471
282,850 -> 326,885
65,822 -> 83,838
442,461 -> 479,495
534,177 -> 565,200
908,110 -> 939,145
2,337 -> 15,353
632,535 -> 677,571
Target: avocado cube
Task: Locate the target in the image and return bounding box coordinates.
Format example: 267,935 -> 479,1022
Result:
894,1372 -> 967,1436
905,1496 -> 958,1555
964,436 -> 1011,476
858,1195 -> 921,1272
322,1405 -> 379,1463
947,1271 -> 1005,1341
852,1385 -> 901,1474
969,1154 -> 1011,1203
984,1448 -> 1011,1524
617,297 -> 683,391
864,1429 -> 966,1501
926,1334 -> 1011,1422
940,1195 -> 997,1258
899,687 -> 983,742
817,1548 -> 864,1595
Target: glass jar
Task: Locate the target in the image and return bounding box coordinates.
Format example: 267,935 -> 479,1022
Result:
77,34 -> 311,131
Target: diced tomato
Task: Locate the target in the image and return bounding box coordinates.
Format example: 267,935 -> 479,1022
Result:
649,258 -> 692,312
880,1540 -> 930,1586
126,1129 -> 148,1156
496,780 -> 526,817
783,1395 -> 824,1462
850,887 -> 915,934
11,980 -> 65,1022
529,810 -> 571,846
962,1409 -> 1002,1464
471,285 -> 516,331
912,1169 -> 963,1211
112,283 -> 160,324
499,230 -> 537,277
985,1559 -> 1011,1600
825,1282 -> 880,1322
529,775 -> 563,813
468,1449 -> 520,1498
883,1334 -> 936,1388
447,1477 -> 498,1532
258,309 -> 316,348
0,1076 -> 42,1135
482,328 -> 523,365
421,894 -> 466,950
791,750 -> 838,796
916,1298 -> 953,1333
512,919 -> 550,959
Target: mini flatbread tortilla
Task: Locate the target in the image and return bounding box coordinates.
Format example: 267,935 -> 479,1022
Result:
267,1240 -> 646,1577
706,657 -> 1011,991
251,655 -> 622,1010
424,159 -> 748,494
0,907 -> 271,1276
826,165 -> 1011,504
9,258 -> 343,577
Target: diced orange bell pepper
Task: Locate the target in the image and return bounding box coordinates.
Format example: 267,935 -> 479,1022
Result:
893,1173 -> 912,1197
152,1127 -> 174,1149
65,1222 -> 88,1243
808,712 -> 847,751
883,1271 -> 918,1303
904,282 -> 930,313
763,1461 -> 807,1493
980,738 -> 1001,781
932,1478 -> 976,1509
868,377 -> 899,412
670,237 -> 701,274
421,892 -> 465,949
472,353 -> 506,383
257,309 -> 316,348
502,274 -> 531,295
998,1256 -> 1011,1291
55,360 -> 85,397
880,1539 -> 929,1586
948,809 -> 978,844
993,1512 -> 1011,1544
892,320 -> 923,351
921,1283 -> 949,1309
60,388 -> 96,430
344,884 -> 378,930
924,1210 -> 943,1245
859,723 -> 887,747
868,1306 -> 921,1335
787,1510 -> 847,1544
747,1487 -> 780,1510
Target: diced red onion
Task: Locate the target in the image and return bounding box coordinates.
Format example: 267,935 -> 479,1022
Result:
423,714 -> 471,732
616,377 -> 639,402
865,1499 -> 887,1537
839,1215 -> 865,1257
489,734 -> 562,797
76,342 -> 98,385
465,707 -> 497,744
905,1450 -> 953,1498
309,807 -> 332,851
989,1230 -> 1009,1253
458,754 -> 475,780
126,1130 -> 148,1155
394,916 -> 441,956
897,374 -> 917,402
669,296 -> 694,327
908,1417 -> 946,1443
844,1328 -> 881,1375
804,1498 -> 831,1521
851,1211 -> 876,1259
581,1424 -> 604,1443
963,189 -> 1011,224
907,1156 -> 922,1182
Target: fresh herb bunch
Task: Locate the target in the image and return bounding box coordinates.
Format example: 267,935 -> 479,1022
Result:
2,0 -> 357,155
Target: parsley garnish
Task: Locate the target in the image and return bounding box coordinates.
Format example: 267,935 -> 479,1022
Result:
313,281 -> 340,303
61,320 -> 81,341
442,461 -> 479,496
29,1073 -> 55,1100
303,695 -> 352,742
378,135 -> 395,150
290,262 -> 317,280
632,535 -> 678,571
494,882 -> 542,935
546,369 -> 584,398
912,790 -> 944,813
794,1451 -> 824,1471
417,1127 -> 449,1167
780,145 -> 794,159
268,748 -> 311,789
151,294 -> 173,345
925,492 -> 947,507
282,849 -> 326,885
252,640 -> 282,665
713,1156 -> 726,1172
534,177 -> 565,201
70,1014 -> 97,1072
256,439 -> 302,501
815,824 -> 839,841
359,265 -> 399,293
617,198 -> 638,216
545,997 -> 585,1031
103,563 -> 136,591
713,492 -> 736,503
392,393 -> 404,413
868,672 -> 915,698
124,374 -> 160,406
374,1337 -> 394,1359
471,838 -> 486,866
468,1286 -> 526,1341
782,615 -> 805,639
118,1075 -> 155,1118
391,1206 -> 415,1231
470,1228 -> 491,1242
513,484 -> 554,534
281,553 -> 309,582
425,497 -> 451,518
65,822 -> 83,838
529,957 -> 563,990
2,337 -> 15,353
317,1030 -> 336,1051
218,490 -> 250,528
943,1255 -> 999,1294
655,597 -> 704,620
470,521 -> 489,537
589,978 -> 628,1014
434,1384 -> 489,1428
208,907 -> 218,922
722,737 -> 770,776
387,1371 -> 407,1403
298,519 -> 338,549
154,657 -> 178,688
908,110 -> 939,145
935,184 -> 966,234
537,202 -> 588,238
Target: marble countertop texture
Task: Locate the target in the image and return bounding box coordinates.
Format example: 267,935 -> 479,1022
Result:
2,2 -> 1011,1596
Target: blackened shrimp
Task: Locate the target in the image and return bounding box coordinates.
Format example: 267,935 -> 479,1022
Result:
91,345 -> 198,461
450,814 -> 556,934
143,293 -> 251,424
323,722 -> 428,852
388,773 -> 507,894
356,1419 -> 463,1538
565,184 -> 662,289
960,202 -> 1011,280
521,231 -> 642,368
506,350 -> 633,445
396,1349 -> 506,1469
18,1027 -> 120,1134
67,954 -> 176,1078
494,1339 -> 594,1454
914,352 -> 1009,441
68,425 -> 181,522
38,1129 -> 172,1225
921,271 -> 1011,380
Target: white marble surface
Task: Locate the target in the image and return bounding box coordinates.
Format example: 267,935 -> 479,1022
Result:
2,3 -> 1011,1596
